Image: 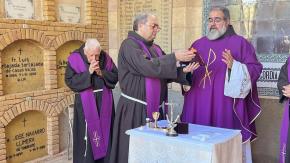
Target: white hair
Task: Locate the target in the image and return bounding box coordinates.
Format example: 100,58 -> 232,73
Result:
84,38 -> 101,51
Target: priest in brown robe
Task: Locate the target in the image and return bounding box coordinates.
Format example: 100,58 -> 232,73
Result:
65,39 -> 118,163
109,13 -> 198,163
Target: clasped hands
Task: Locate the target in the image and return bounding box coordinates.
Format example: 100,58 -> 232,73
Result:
89,60 -> 102,76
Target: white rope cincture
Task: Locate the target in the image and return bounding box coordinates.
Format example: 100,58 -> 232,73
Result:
63,108 -> 74,154
75,89 -> 103,94
69,117 -> 73,149
121,92 -> 163,108
84,120 -> 88,157
93,89 -> 103,93
121,93 -> 147,105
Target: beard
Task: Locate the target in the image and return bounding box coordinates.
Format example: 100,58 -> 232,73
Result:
206,25 -> 227,40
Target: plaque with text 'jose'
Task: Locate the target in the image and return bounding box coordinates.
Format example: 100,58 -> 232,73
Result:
1,40 -> 44,94
5,0 -> 34,19
119,0 -> 172,54
6,111 -> 47,163
57,41 -> 83,88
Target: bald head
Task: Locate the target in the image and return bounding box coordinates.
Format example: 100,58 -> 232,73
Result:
209,6 -> 230,21
132,13 -> 160,41
133,13 -> 156,31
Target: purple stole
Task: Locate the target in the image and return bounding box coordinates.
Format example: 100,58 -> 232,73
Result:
280,57 -> 290,163
68,52 -> 113,160
129,36 -> 167,119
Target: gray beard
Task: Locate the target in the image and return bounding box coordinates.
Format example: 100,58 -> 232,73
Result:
206,26 -> 227,40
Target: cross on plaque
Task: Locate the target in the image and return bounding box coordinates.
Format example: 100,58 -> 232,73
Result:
22,118 -> 27,127
93,131 -> 101,147
18,48 -> 23,55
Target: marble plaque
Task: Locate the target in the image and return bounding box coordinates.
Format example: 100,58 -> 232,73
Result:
1,40 -> 44,94
5,0 -> 34,19
6,111 -> 47,163
56,41 -> 83,88
59,4 -> 81,23
119,0 -> 172,54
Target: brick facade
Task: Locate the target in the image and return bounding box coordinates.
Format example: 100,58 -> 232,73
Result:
0,0 -> 108,162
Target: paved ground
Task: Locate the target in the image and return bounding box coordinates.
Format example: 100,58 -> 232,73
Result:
25,151 -> 72,163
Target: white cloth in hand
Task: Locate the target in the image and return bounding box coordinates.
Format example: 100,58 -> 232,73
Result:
224,60 -> 251,98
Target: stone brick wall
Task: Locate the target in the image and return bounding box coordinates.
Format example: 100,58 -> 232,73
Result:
0,0 -> 108,162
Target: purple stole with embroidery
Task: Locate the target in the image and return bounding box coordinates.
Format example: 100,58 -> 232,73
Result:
280,57 -> 290,163
129,36 -> 168,119
68,52 -> 113,160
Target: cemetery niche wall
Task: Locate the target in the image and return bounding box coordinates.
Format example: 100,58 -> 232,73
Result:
56,40 -> 83,88
0,0 -> 109,162
2,40 -> 44,94
0,29 -> 86,163
5,111 -> 47,163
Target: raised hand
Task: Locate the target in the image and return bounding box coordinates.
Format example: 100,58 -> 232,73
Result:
175,49 -> 196,62
222,49 -> 234,69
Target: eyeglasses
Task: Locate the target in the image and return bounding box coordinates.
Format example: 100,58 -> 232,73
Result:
147,23 -> 161,30
207,17 -> 225,24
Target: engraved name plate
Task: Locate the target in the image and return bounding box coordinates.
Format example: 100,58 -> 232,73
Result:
59,4 -> 81,23
5,0 -> 34,19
